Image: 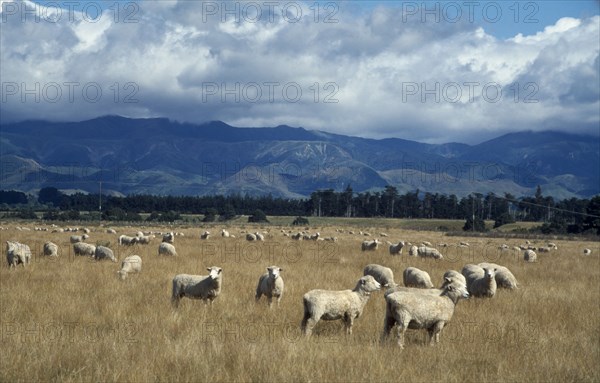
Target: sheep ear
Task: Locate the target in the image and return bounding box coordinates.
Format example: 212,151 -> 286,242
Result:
444,277 -> 451,283
217,268 -> 222,274
279,268 -> 283,272
207,267 -> 211,272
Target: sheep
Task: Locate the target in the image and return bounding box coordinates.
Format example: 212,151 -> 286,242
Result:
158,242 -> 177,256
380,232 -> 389,237
309,232 -> 320,241
524,249 -> 537,262
82,228 -> 90,234
43,241 -> 59,257
421,241 -> 433,247
200,231 -> 210,240
459,241 -> 470,247
537,247 -> 550,253
291,233 -> 302,240
499,244 -> 509,251
462,265 -> 497,298
119,235 -> 139,246
403,267 -> 434,289
6,241 -> 31,268
106,229 -> 117,234
408,245 -> 419,256
416,246 -> 443,259
478,262 -> 518,289
246,233 -> 257,241
381,278 -> 469,349
95,246 -> 116,262
137,235 -> 154,245
73,242 -> 96,257
442,270 -> 466,288
583,248 -> 592,255
388,241 -> 405,255
171,266 -> 223,308
117,255 -> 142,280
361,239 -> 381,251
162,232 -> 175,244
301,275 -> 381,337
364,264 -> 396,287
255,266 -> 284,308
69,234 -> 89,244
255,232 -> 265,241
221,229 -> 230,238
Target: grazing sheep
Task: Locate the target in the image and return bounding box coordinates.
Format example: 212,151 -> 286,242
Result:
70,234 -> 89,244
421,241 -> 433,247
364,264 -> 396,287
43,241 -> 59,257
255,232 -> 265,241
380,233 -> 389,237
200,231 -> 210,240
172,266 -> 223,308
388,241 -> 405,255
246,233 -> 257,241
158,242 -> 177,256
82,228 -> 90,234
499,244 -> 509,251
255,266 -> 284,308
537,247 -> 550,253
403,267 -> 434,289
119,235 -> 139,246
95,246 -> 116,262
309,232 -> 320,241
524,249 -> 537,262
381,278 -> 469,349
462,265 -> 497,298
301,275 -> 381,337
583,248 -> 592,255
117,255 -> 142,280
106,229 -> 117,234
6,241 -> 31,268
361,239 -> 381,251
162,232 -> 175,244
416,246 -> 443,259
137,235 -> 154,245
442,270 -> 466,288
73,242 -> 96,257
408,245 -> 419,256
478,262 -> 518,289
221,229 -> 230,238
291,232 -> 302,240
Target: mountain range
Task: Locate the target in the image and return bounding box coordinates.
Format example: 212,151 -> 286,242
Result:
1,116 -> 598,199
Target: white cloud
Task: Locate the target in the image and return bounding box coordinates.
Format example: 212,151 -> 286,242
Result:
0,1 -> 598,144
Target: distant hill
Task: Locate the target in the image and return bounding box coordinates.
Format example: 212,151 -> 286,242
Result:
1,116 -> 598,199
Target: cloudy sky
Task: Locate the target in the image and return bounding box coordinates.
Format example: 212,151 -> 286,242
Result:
1,0 -> 598,144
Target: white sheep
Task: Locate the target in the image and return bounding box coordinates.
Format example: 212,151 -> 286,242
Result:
381,278 -> 469,349
162,232 -> 175,244
416,246 -> 443,259
70,234 -> 89,244
255,266 -> 284,308
221,229 -> 230,238
255,232 -> 265,241
388,241 -> 405,255
200,231 -> 210,240
301,275 -> 381,337
309,232 -> 320,241
408,245 -> 419,256
478,262 -> 518,289
403,267 -> 434,289
583,248 -> 592,255
158,242 -> 177,256
361,239 -> 381,251
6,241 -> 31,268
106,229 -> 117,234
462,265 -> 497,298
117,255 -> 142,280
364,264 -> 396,287
421,241 -> 433,247
119,235 -> 139,246
524,249 -> 537,262
171,266 -> 223,308
291,233 -> 302,240
73,242 -> 96,257
43,241 -> 59,257
137,235 -> 154,245
246,233 -> 257,241
95,246 -> 116,262
441,270 -> 466,288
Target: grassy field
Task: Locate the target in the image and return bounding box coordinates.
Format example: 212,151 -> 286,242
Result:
1,221 -> 599,382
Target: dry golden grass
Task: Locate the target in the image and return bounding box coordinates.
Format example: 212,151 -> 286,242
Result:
1,223 -> 599,382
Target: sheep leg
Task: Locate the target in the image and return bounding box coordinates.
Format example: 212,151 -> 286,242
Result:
343,313 -> 354,335
381,314 -> 396,343
267,296 -> 273,308
396,324 -> 406,349
302,315 -> 317,337
431,322 -> 444,345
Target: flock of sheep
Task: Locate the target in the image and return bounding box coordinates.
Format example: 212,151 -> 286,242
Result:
3,225 -> 596,349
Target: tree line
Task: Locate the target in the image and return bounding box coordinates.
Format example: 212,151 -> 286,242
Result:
1,185 -> 598,235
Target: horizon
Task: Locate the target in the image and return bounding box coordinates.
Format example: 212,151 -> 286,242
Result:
1,0 -> 598,144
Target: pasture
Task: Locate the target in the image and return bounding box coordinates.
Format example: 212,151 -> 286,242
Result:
1,222 -> 599,382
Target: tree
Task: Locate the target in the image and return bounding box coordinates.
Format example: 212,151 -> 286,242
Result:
493,212 -> 515,228
584,196 -> 600,235
463,216 -> 486,232
202,208 -> 218,222
248,209 -> 269,223
219,204 -> 236,221
292,216 -> 309,226
38,187 -> 64,206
